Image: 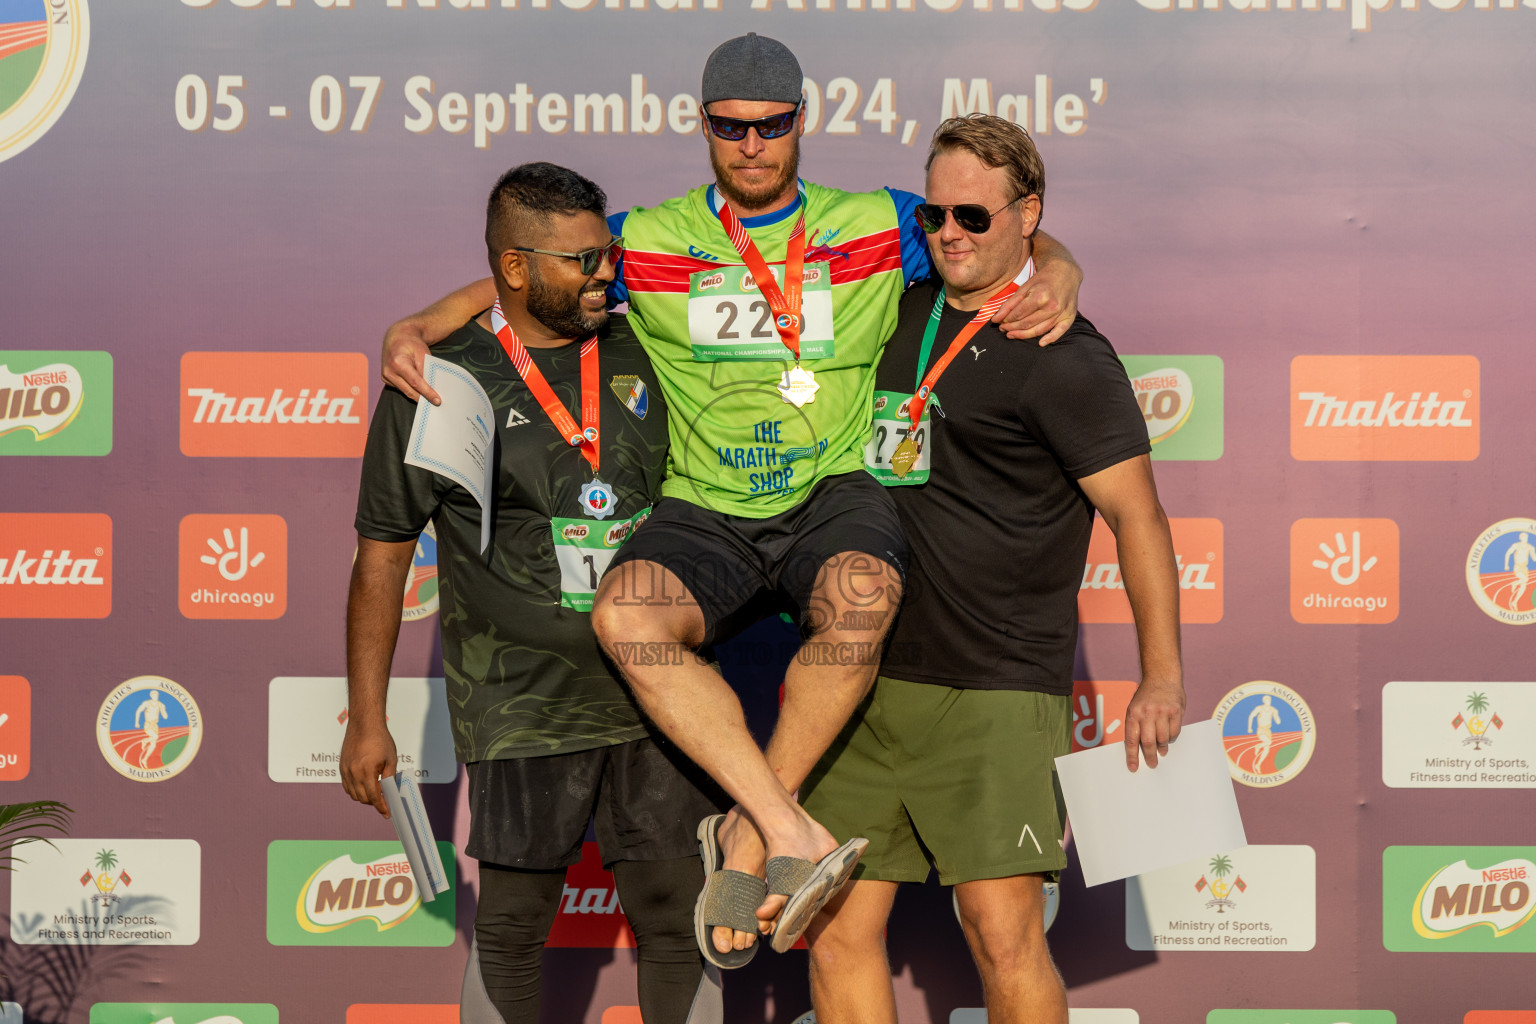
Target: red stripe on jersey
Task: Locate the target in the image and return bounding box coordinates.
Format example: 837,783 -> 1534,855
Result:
622,227 -> 903,295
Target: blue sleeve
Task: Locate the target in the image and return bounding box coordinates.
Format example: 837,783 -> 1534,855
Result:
885,188 -> 933,287
607,210 -> 630,307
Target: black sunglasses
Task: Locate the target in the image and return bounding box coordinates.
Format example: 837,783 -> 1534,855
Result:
510,238 -> 623,276
914,199 -> 1020,235
704,102 -> 802,142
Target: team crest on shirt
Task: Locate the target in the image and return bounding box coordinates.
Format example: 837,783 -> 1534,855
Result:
609,375 -> 648,420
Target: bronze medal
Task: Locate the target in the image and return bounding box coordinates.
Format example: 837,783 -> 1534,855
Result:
890,437 -> 919,478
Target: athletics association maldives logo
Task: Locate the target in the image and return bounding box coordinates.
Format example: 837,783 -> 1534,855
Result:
403,523 -> 439,620
1212,681 -> 1316,788
1467,519 -> 1536,625
0,0 -> 89,165
96,676 -> 202,782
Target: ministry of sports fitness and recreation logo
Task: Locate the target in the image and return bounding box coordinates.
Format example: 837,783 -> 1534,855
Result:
0,0 -> 89,165
1450,689 -> 1505,751
1120,355 -> 1224,461
1194,853 -> 1249,912
89,1005 -> 278,1024
1213,681 -> 1316,788
1466,518 -> 1536,626
96,676 -> 202,782
0,351 -> 112,454
8,837 -> 201,946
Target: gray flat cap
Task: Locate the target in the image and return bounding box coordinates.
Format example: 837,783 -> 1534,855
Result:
701,33 -> 803,106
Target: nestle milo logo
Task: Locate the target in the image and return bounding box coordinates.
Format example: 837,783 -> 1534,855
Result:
562,524 -> 590,541
697,271 -> 726,291
0,352 -> 113,456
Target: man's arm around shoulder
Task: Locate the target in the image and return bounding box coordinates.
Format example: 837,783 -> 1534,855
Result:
1076,455 -> 1185,772
340,536 -> 417,817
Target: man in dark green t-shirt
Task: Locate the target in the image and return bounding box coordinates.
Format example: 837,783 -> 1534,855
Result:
341,163 -> 725,1024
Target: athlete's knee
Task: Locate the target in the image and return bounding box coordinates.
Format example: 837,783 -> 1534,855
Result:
612,858 -> 702,958
805,551 -> 903,637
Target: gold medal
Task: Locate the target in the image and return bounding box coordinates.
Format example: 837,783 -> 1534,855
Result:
890,437 -> 919,478
778,365 -> 819,407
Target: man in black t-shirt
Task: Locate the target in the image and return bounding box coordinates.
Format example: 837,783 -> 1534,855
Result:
340,163 -> 725,1024
800,117 -> 1187,1024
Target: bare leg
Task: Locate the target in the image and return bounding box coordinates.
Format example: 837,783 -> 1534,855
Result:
805,879 -> 900,1024
953,874 -> 1068,1024
755,551 -> 902,926
592,560 -> 839,953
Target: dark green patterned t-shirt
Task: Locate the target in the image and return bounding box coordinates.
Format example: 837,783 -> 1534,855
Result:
355,313 -> 667,761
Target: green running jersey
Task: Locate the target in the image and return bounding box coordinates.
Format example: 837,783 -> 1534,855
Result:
619,182 -> 907,517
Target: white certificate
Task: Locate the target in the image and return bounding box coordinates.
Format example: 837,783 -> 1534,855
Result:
404,355 -> 496,552
1055,718 -> 1247,887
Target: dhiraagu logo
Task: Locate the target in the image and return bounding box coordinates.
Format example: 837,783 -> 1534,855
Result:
1384,846 -> 1536,952
1119,355 -> 1223,461
90,1005 -> 278,1024
266,840 -> 455,947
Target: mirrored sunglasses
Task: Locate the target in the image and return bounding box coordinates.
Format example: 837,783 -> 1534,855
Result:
704,102 -> 802,142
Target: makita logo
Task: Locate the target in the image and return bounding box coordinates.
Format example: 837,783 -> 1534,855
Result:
1290,356 -> 1479,461
181,353 -> 369,458
1078,517 -> 1224,625
1296,391 -> 1474,429
0,550 -> 105,586
0,514 -> 112,618
186,388 -> 361,425
1081,556 -> 1215,592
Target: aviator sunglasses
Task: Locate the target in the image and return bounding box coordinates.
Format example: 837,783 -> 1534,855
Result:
704,101 -> 803,141
510,237 -> 624,276
913,198 -> 1022,235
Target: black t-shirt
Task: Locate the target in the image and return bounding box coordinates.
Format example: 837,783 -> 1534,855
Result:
355,313 -> 668,760
878,279 -> 1150,694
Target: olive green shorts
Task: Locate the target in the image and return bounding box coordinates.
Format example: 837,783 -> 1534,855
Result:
801,676 -> 1071,885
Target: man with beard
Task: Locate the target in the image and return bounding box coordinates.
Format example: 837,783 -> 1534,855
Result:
342,163 -> 726,1024
378,34 -> 1085,964
801,115 -> 1185,1024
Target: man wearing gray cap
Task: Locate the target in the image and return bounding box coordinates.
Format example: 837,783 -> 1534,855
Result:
380,32 -> 1084,967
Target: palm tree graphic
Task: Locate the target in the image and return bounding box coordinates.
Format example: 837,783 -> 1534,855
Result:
92,848 -> 119,895
1207,855 -> 1235,912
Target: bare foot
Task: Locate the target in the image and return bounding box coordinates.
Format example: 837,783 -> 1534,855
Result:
752,806 -> 842,937
713,806 -> 767,955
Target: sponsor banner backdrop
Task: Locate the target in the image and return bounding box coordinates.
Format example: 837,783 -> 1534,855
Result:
1207,1014 -> 1395,1024
1126,845 -> 1317,952
266,839 -> 456,947
950,1011 -> 1139,1023
0,674 -> 30,780
8,838 -> 201,945
1,0 -> 1533,1019
1381,681 -> 1536,788
267,676 -> 458,785
346,1007 -> 459,1024
1383,846 -> 1536,953
89,1006 -> 279,1024
0,350 -> 112,455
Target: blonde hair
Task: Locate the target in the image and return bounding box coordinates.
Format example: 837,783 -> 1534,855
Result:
926,114 -> 1045,216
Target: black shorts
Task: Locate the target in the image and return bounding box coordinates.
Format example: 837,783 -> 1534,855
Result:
466,734 -> 728,870
609,470 -> 909,647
